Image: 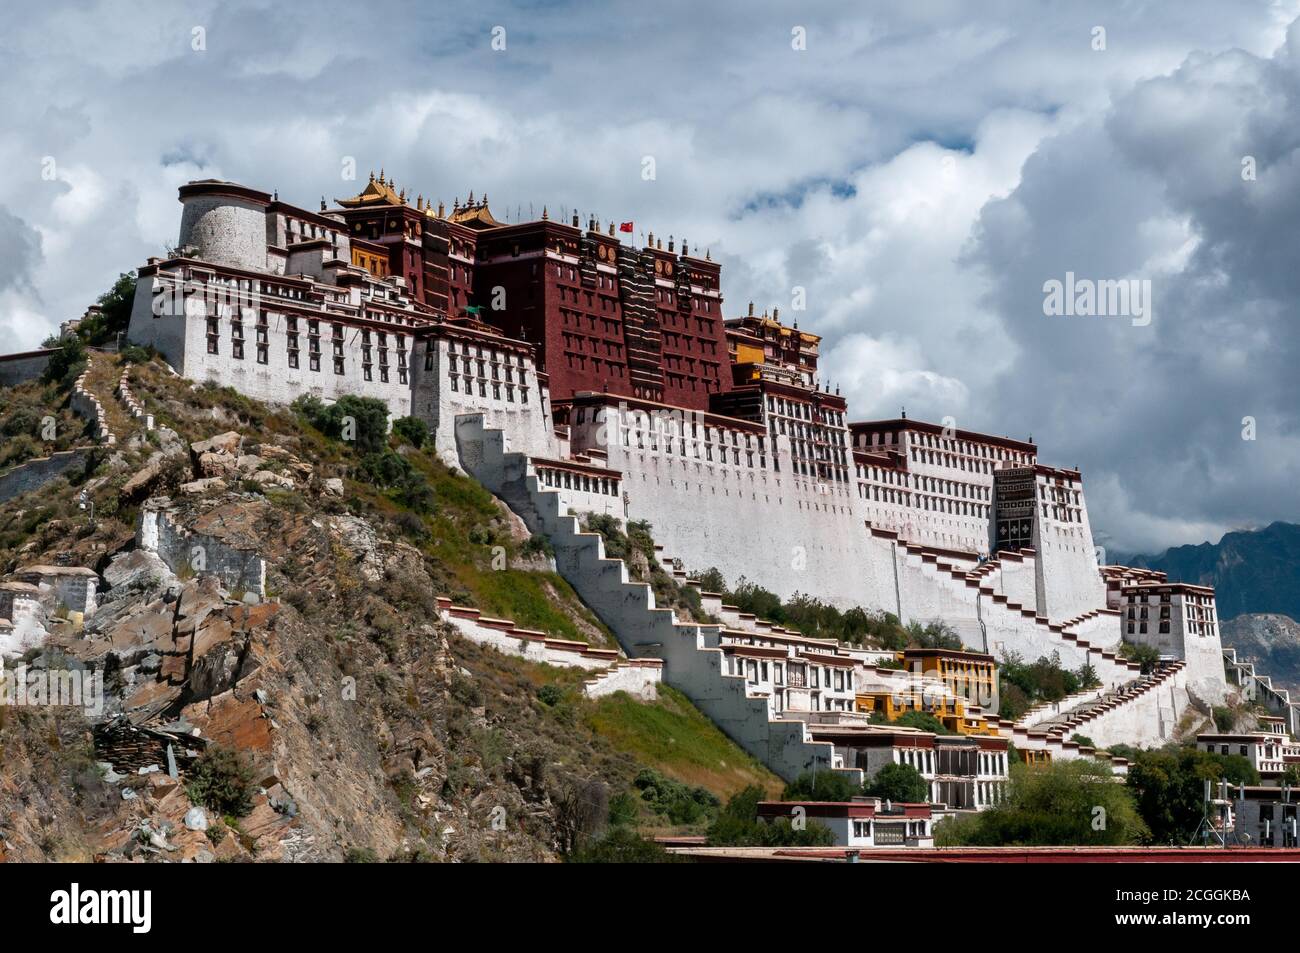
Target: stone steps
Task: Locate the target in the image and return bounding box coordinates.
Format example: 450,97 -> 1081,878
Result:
455,413 -> 862,785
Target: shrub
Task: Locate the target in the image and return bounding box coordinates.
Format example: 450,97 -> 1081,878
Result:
293,394 -> 390,455
537,683 -> 564,707
570,826 -> 676,863
185,745 -> 257,817
936,759 -> 1149,846
1212,706 -> 1235,733
782,770 -> 858,802
42,337 -> 87,389
1119,641 -> 1161,675
119,344 -> 154,365
706,785 -> 835,847
864,762 -> 929,803
1124,746 -> 1259,843
632,768 -> 719,825
392,416 -> 429,449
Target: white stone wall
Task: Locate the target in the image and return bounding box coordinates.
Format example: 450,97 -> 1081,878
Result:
0,592 -> 46,658
584,660 -> 662,701
569,401 -> 870,610
412,337 -> 555,465
178,194 -> 268,271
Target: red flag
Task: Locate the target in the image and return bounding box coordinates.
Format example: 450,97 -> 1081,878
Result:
619,221 -> 634,233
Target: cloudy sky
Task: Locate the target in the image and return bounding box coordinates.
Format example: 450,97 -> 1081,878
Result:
2,0 -> 1298,554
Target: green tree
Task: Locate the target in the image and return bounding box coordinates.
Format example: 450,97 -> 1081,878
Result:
41,336 -> 87,389
293,393 -> 390,455
1118,641 -> 1161,675
864,762 -> 929,803
1124,747 -> 1259,843
570,826 -> 678,863
706,785 -> 835,847
392,415 -> 429,449
935,759 -> 1149,846
782,770 -> 858,802
77,271 -> 137,346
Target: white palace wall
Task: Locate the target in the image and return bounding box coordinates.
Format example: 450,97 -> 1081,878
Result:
569,402 -> 877,611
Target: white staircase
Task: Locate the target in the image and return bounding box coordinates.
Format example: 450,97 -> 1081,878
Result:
456,414 -> 862,785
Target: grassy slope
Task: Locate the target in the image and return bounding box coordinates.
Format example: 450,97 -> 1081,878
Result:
586,685 -> 780,798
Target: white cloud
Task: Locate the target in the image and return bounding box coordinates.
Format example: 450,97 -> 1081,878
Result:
2,0 -> 1297,554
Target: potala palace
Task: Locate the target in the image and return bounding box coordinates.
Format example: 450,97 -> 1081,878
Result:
5,174 -> 1298,847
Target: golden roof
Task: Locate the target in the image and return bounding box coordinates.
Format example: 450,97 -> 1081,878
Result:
442,194 -> 505,230
336,171 -> 405,208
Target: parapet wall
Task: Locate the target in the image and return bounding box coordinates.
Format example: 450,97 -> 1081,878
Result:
0,349 -> 55,387
0,448 -> 91,504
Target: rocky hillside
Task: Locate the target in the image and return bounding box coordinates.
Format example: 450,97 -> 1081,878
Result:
1221,614 -> 1300,695
0,353 -> 777,862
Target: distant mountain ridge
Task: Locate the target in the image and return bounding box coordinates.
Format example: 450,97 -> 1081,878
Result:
1125,521 -> 1300,622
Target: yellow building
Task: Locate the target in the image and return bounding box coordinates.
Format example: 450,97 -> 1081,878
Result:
855,648 -> 1000,736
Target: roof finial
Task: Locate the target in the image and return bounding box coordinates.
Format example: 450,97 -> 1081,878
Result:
901,406 -> 907,419
437,201 -> 445,217
748,301 -> 754,316
668,235 -> 674,252
542,205 -> 549,220
379,167 -> 385,184
320,196 -> 327,212
608,221 -> 615,236
369,170 -> 375,183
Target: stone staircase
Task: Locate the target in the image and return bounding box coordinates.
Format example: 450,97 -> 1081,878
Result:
456,413 -> 861,785
876,528 -> 1141,688
1009,660 -> 1187,761
1223,648 -> 1299,735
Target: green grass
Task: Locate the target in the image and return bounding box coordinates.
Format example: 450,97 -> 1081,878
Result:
585,685 -> 780,798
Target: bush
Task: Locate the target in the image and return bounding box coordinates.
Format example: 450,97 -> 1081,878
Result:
1124,746 -> 1259,843
570,826 -> 676,863
293,394 -> 390,455
1071,734 -> 1096,749
1212,706 -> 1235,733
935,759 -> 1149,846
706,785 -> 835,847
873,709 -> 954,735
119,344 -> 154,365
76,272 -> 137,346
1119,641 -> 1161,675
184,745 -> 257,817
42,337 -> 87,389
392,416 -> 429,449
537,683 -> 563,707
782,770 -> 859,802
632,768 -> 720,825
864,762 -> 929,803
